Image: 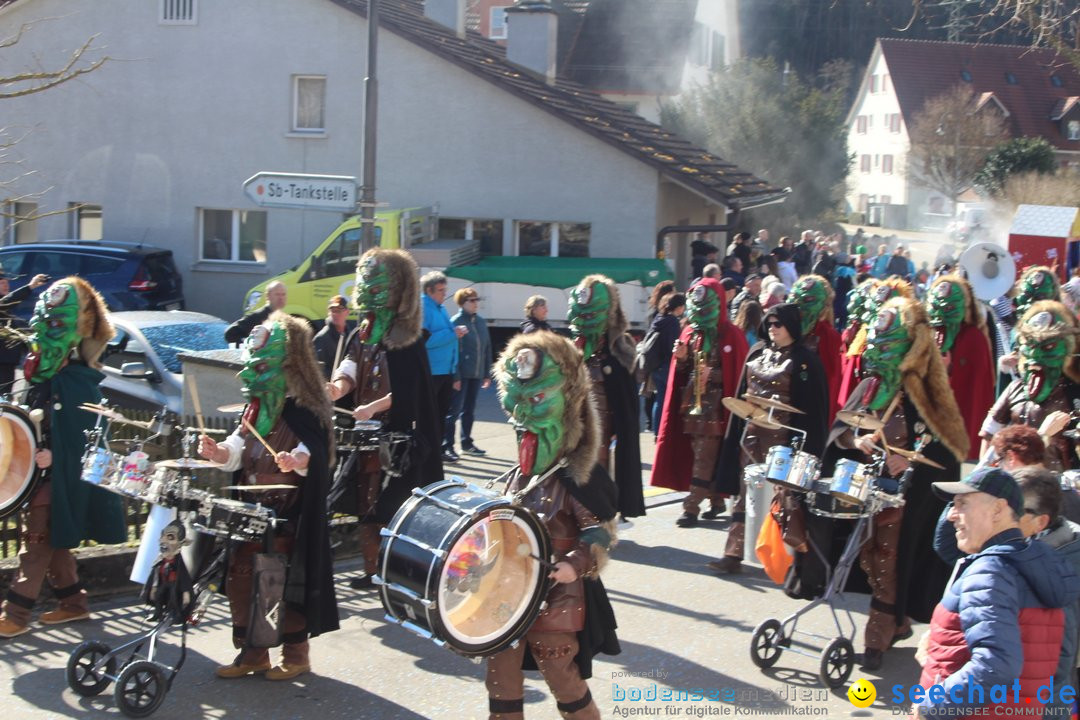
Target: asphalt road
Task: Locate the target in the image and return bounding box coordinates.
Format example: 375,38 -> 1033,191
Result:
0,385 -> 925,719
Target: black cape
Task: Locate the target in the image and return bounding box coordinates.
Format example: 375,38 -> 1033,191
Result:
600,353 -> 645,518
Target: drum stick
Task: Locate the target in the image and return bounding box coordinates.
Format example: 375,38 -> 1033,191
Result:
871,393 -> 902,455
242,419 -> 278,457
189,380 -> 207,437
332,333 -> 345,374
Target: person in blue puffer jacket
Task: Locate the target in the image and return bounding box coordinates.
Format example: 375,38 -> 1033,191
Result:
448,287 -> 492,456
421,271 -> 464,463
915,468 -> 1080,718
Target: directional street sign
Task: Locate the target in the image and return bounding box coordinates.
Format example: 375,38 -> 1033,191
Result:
243,172 -> 358,211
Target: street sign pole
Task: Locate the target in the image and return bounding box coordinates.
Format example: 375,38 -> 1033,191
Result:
360,0 -> 380,251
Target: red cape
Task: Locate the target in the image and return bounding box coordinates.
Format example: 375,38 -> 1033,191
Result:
650,322 -> 748,491
810,320 -> 842,425
948,323 -> 995,462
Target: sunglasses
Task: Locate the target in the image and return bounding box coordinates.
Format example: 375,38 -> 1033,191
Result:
766,320 -> 783,328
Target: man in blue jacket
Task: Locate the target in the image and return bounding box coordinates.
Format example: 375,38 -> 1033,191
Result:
421,271 -> 465,463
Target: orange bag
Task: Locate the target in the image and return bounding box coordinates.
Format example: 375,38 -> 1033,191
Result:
755,510 -> 793,585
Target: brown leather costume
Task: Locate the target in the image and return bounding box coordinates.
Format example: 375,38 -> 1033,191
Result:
584,354 -> 613,468
983,378 -> 1076,471
226,417 -> 309,667
677,331 -> 729,515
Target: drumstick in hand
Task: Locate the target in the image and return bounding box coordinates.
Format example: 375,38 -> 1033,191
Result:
242,418 -> 278,457
189,380 -> 207,437
332,333 -> 345,375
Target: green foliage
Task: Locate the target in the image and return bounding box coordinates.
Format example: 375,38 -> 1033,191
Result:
661,58 -> 852,229
974,137 -> 1058,196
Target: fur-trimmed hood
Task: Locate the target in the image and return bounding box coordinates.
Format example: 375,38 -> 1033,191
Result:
270,311 -> 333,422
354,248 -> 422,350
1017,300 -> 1080,385
848,278 -> 914,358
929,274 -> 986,334
884,297 -> 970,461
65,276 -> 114,368
1014,265 -> 1062,302
793,274 -> 835,327
577,274 -> 635,372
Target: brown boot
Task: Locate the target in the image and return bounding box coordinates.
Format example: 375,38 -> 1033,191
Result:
0,615 -> 30,639
266,641 -> 310,681
39,607 -> 90,625
215,649 -> 271,679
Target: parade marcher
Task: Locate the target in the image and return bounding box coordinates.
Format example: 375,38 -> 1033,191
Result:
788,274 -> 843,423
327,248 -> 444,589
927,274 -> 995,461
487,332 -> 620,720
0,277 -> 126,638
837,278 -> 879,408
0,272 -> 49,391
567,274 -> 644,521
1014,265 -> 1062,322
981,300 -> 1080,472
521,295 -> 552,334
312,295 -> 353,381
711,303 -> 829,573
198,311 -> 338,680
823,297 -> 968,671
225,281 -> 287,345
449,287 -> 492,456
651,277 -> 749,527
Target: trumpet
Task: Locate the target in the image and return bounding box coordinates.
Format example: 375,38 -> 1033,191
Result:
689,349 -> 707,416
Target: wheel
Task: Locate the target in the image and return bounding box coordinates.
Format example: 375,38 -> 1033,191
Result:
66,640 -> 116,697
819,637 -> 855,688
749,618 -> 784,669
114,660 -> 168,718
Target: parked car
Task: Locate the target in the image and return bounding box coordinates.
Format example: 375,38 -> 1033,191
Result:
100,311 -> 230,415
0,241 -> 185,321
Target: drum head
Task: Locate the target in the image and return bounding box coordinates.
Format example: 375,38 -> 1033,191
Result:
437,508 -> 548,655
0,405 -> 39,518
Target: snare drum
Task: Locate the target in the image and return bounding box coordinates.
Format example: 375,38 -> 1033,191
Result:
829,459 -> 873,507
0,402 -> 40,519
81,446 -> 120,488
335,419 -> 385,451
194,497 -> 275,542
379,479 -> 553,657
764,445 -> 821,492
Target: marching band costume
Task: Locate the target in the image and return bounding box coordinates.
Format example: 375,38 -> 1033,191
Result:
837,278 -> 878,408
328,248 -> 443,586
0,278 -> 125,638
487,332 -> 619,720
201,311 -> 338,680
822,297 -> 966,670
927,275 -> 994,461
789,275 -> 842,423
567,275 -> 643,520
651,277 -> 749,527
713,303 -> 829,573
1013,266 -> 1062,323
981,300 -> 1080,471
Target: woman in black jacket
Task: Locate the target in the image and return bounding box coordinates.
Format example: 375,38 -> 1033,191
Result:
648,292 -> 685,437
520,295 -> 551,334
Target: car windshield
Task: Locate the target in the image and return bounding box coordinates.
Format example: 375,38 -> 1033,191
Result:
139,322 -> 230,373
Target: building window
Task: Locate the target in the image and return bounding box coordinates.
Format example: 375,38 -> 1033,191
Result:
858,194 -> 869,213
889,113 -> 902,133
160,0 -> 196,24
1005,72 -> 1018,84
860,155 -> 871,173
882,155 -> 894,174
1051,75 -> 1064,87
292,76 -> 326,133
5,201 -> 37,244
856,115 -> 867,134
960,69 -> 973,82
69,203 -> 102,240
438,218 -> 505,256
1068,120 -> 1080,141
882,195 -> 892,204
689,23 -> 725,70
490,6 -> 508,40
882,74 -> 890,92
516,221 -> 590,257
870,75 -> 878,93
200,209 -> 267,263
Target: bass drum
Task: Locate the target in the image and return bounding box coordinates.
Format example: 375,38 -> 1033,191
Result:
0,403 -> 41,519
378,479 -> 552,657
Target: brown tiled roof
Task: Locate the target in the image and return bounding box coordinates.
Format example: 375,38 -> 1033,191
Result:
330,0 -> 787,208
880,38 -> 1080,151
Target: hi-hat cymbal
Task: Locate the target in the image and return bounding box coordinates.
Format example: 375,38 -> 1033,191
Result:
889,447 -> 946,470
78,403 -> 153,429
157,457 -> 220,470
744,395 -> 804,414
222,484 -> 297,492
836,410 -> 885,432
721,397 -> 781,430
218,403 -> 246,414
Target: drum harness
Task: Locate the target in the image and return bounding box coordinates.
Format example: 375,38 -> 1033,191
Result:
485,458 -> 569,506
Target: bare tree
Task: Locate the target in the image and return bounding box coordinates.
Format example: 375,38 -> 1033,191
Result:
907,85 -> 1008,215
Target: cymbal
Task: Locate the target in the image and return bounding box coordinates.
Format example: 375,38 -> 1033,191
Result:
218,403 -> 246,414
721,397 -> 781,430
744,395 -> 804,414
889,447 -> 946,470
222,484 -> 297,492
156,457 -> 220,470
108,439 -> 145,452
836,410 -> 885,432
178,426 -> 229,436
78,403 -> 153,429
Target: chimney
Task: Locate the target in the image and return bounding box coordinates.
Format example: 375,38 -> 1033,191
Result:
505,1 -> 558,84
424,0 -> 466,38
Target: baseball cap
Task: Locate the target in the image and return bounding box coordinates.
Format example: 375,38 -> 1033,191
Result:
932,467 -> 1023,516
327,295 -> 348,310
745,273 -> 763,282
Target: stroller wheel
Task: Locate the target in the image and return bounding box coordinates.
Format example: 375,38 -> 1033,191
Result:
115,660 -> 168,718
819,637 -> 855,689
67,640 -> 116,696
749,618 -> 784,669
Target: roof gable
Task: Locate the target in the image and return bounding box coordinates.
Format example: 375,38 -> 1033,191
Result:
329,0 -> 785,208
880,38 -> 1080,150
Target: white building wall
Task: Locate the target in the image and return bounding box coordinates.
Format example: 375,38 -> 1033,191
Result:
1,0 -> 662,315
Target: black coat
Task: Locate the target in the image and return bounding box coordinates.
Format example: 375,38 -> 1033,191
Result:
520,318 -> 552,334
224,305 -> 273,345
601,353 -> 645,518
313,322 -> 353,380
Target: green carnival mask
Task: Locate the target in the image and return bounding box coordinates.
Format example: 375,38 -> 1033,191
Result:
790,276 -> 827,337
860,307 -> 914,411
1015,269 -> 1058,319
25,282 -> 81,383
238,322 -> 287,437
862,283 -> 903,327
686,282 -> 720,355
846,282 -> 874,332
1018,310 -> 1072,403
499,347 -> 566,476
568,280 -> 611,359
928,280 -> 966,354
354,255 -> 394,345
